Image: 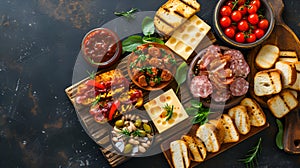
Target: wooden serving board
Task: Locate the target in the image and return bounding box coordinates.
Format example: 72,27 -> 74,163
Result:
247,0 -> 300,154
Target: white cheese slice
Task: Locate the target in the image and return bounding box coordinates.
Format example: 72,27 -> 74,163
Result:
144,89 -> 188,133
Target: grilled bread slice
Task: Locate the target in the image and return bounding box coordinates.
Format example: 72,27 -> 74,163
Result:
254,69 -> 282,96
196,122 -> 223,153
220,114 -> 240,143
181,135 -> 206,162
255,44 -> 279,69
240,98 -> 266,127
275,61 -> 297,86
170,140 -> 190,168
154,0 -> 200,36
228,105 -> 251,135
279,51 -> 298,63
267,90 -> 299,118
287,62 -> 300,91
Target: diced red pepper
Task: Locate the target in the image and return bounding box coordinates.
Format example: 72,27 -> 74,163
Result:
85,79 -> 106,89
108,100 -> 120,121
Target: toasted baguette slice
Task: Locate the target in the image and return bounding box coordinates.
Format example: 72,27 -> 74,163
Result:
279,51 -> 298,62
154,0 -> 200,36
170,140 -> 190,168
275,61 -> 297,86
220,114 -> 240,143
228,105 -> 251,135
196,122 -> 222,153
181,135 -> 206,162
267,90 -> 299,118
254,69 -> 282,96
287,89 -> 298,98
287,62 -> 300,91
240,98 -> 266,127
255,44 -> 279,69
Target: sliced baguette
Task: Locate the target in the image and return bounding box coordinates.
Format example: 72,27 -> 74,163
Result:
181,135 -> 206,162
267,90 -> 299,118
240,98 -> 266,127
255,44 -> 279,69
228,105 -> 251,135
220,114 -> 240,143
196,122 -> 222,153
170,140 -> 190,168
287,62 -> 300,91
279,51 -> 298,63
254,69 -> 282,96
275,61 -> 297,86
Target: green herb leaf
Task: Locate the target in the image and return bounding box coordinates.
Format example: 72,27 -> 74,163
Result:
142,16 -> 155,36
91,95 -> 101,107
276,119 -> 284,150
122,35 -> 143,52
175,62 -> 188,94
186,100 -> 210,125
163,103 -> 174,121
190,100 -> 202,109
132,130 -> 141,137
114,8 -> 138,19
121,128 -> 131,136
87,70 -> 96,79
239,138 -> 262,168
142,36 -> 164,44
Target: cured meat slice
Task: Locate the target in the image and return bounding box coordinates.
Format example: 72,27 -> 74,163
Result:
199,45 -> 222,69
211,90 -> 231,102
225,49 -> 250,78
230,77 -> 249,96
190,75 -> 213,98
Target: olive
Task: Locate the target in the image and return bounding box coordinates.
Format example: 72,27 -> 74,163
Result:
123,144 -> 133,154
138,130 -> 146,137
115,120 -> 124,127
134,119 -> 142,127
143,123 -> 152,133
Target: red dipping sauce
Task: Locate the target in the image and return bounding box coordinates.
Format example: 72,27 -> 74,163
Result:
81,28 -> 122,67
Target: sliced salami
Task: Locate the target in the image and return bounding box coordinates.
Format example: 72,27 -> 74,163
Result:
225,49 -> 250,78
211,90 -> 231,102
190,75 -> 213,98
230,77 -> 249,96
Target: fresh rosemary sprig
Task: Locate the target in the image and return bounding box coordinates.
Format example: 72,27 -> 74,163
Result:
87,70 -> 96,79
163,103 -> 174,121
239,138 -> 262,168
114,8 -> 138,19
120,128 -> 131,136
185,100 -> 211,125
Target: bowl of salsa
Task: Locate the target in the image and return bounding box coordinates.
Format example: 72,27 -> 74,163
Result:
81,28 -> 122,68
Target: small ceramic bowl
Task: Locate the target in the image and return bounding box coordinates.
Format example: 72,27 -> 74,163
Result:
81,28 -> 122,68
213,0 -> 275,49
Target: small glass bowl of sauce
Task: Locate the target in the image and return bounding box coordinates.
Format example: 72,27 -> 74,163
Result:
81,28 -> 122,68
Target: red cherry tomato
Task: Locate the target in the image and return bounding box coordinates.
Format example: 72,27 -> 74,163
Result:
258,19 -> 269,29
231,10 -> 242,22
250,0 -> 261,9
248,13 -> 259,25
247,4 -> 258,14
220,6 -> 232,16
246,33 -> 257,43
238,0 -> 246,5
235,32 -> 246,43
224,27 -> 236,38
226,0 -> 234,8
238,5 -> 247,15
254,29 -> 265,39
237,20 -> 249,31
220,16 -> 232,28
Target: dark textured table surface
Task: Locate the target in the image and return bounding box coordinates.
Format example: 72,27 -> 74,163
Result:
1,0 -> 300,167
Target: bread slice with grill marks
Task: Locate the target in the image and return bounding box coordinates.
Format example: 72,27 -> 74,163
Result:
228,105 -> 251,135
287,62 -> 300,91
220,114 -> 240,143
275,61 -> 297,86
154,0 -> 200,36
170,140 -> 190,168
254,69 -> 282,96
255,44 -> 279,69
279,51 -> 298,63
181,135 -> 206,162
240,98 -> 266,127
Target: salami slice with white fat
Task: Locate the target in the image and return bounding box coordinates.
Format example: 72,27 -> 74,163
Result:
211,90 -> 231,102
230,77 -> 249,96
190,75 -> 213,98
224,49 -> 250,78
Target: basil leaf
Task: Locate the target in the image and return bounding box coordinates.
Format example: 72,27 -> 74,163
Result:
190,99 -> 202,109
175,62 -> 188,93
122,35 -> 143,52
142,36 -> 164,44
142,16 -> 154,36
114,8 -> 138,19
276,119 -> 284,150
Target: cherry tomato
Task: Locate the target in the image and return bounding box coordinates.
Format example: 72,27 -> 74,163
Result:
235,32 -> 245,43
220,16 -> 232,28
254,29 -> 265,39
220,6 -> 232,16
258,19 -> 269,29
250,0 -> 261,9
226,0 -> 234,8
238,0 -> 246,5
246,33 -> 257,43
247,4 -> 258,14
231,10 -> 242,22
248,13 -> 259,25
237,20 -> 249,31
238,5 -> 247,15
224,27 -> 236,38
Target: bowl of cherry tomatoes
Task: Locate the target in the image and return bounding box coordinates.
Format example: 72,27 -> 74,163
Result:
213,0 -> 275,48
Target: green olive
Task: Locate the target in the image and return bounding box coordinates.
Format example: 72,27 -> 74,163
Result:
143,123 -> 152,133
115,120 -> 124,127
138,130 -> 146,137
134,119 -> 142,127
123,143 -> 133,154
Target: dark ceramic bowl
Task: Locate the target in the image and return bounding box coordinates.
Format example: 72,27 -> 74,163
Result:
213,0 -> 275,49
